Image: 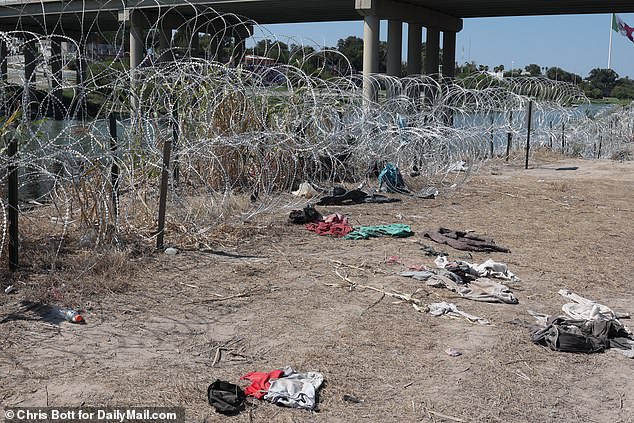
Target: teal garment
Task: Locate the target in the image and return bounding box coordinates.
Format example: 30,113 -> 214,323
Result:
344,224 -> 414,240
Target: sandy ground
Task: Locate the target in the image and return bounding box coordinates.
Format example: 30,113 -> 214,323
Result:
1,154 -> 634,422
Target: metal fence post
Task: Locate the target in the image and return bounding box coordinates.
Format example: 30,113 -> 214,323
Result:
506,111 -> 513,161
156,137 -> 172,250
525,100 -> 533,170
7,135 -> 18,270
109,112 -> 119,219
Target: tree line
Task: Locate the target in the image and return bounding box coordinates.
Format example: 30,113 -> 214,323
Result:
246,36 -> 634,100
97,30 -> 632,101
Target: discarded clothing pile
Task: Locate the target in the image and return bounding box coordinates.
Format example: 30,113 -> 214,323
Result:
241,367 -> 324,410
289,204 -> 322,224
529,290 -> 634,357
400,256 -> 519,304
344,224 -> 414,240
207,368 -> 324,415
207,380 -> 246,415
306,213 -> 354,237
422,227 -> 511,253
316,188 -> 400,206
434,256 -> 520,282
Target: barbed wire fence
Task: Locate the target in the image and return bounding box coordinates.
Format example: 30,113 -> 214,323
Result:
0,3 -> 632,270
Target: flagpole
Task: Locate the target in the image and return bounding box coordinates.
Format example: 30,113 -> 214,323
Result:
608,13 -> 614,69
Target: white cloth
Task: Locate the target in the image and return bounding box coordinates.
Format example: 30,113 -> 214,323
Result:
291,182 -> 319,198
473,259 -> 520,282
434,257 -> 520,282
558,289 -> 630,321
264,367 -> 323,410
426,302 -> 490,325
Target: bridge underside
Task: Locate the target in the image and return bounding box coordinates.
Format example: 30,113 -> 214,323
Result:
0,0 -> 633,104
0,0 -> 634,28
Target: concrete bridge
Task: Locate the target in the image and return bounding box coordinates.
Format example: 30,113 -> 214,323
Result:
1,0 -> 634,102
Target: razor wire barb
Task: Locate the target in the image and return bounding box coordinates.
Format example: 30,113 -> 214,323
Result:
0,2 -> 632,266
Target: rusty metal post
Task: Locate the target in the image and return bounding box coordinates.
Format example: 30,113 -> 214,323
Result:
525,100 -> 533,170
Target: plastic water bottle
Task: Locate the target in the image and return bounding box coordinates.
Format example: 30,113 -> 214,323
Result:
54,307 -> 84,323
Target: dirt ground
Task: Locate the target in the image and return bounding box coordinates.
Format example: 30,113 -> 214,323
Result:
1,153 -> 634,422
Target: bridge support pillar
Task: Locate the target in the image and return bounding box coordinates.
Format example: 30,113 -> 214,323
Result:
190,29 -> 200,58
424,27 -> 440,76
442,30 -> 456,78
232,24 -> 252,67
74,40 -> 88,120
24,35 -> 37,87
362,14 -> 379,102
50,40 -> 63,118
232,36 -> 245,67
206,32 -> 219,61
128,10 -> 144,111
129,12 -> 144,72
387,20 -> 402,77
407,22 -> 422,75
158,19 -> 175,63
0,39 -> 7,82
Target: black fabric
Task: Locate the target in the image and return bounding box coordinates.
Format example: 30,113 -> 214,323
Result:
530,317 -> 630,354
207,379 -> 246,415
423,227 -> 511,253
316,189 -> 401,206
289,204 -> 322,224
316,189 -> 368,205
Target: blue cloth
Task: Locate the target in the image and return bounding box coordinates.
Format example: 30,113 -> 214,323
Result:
378,163 -> 407,193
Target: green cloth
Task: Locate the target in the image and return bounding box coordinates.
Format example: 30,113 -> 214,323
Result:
344,224 -> 414,240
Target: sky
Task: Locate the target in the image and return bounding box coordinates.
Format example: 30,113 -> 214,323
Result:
251,13 -> 634,79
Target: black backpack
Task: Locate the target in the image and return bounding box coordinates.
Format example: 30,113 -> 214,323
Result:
207,379 -> 246,415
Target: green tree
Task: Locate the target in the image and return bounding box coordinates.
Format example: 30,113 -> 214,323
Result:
457,61 -> 478,77
578,81 -> 602,99
503,68 -> 524,77
288,44 -> 321,75
335,36 -> 390,74
611,77 -> 634,99
336,36 -> 364,73
524,63 -> 542,76
546,67 -> 581,84
586,68 -> 619,96
248,39 -> 290,64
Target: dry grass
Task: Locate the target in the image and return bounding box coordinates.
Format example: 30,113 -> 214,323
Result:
1,153 -> 633,423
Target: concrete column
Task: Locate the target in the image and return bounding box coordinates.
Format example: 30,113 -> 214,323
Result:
74,40 -> 88,120
231,25 -> 251,66
407,23 -> 421,75
206,33 -> 220,61
387,20 -> 402,77
442,31 -> 456,78
74,43 -> 86,85
24,36 -> 37,87
362,14 -> 379,102
0,39 -> 7,82
233,36 -> 245,67
50,41 -> 63,117
158,21 -> 174,63
129,12 -> 144,71
190,30 -> 200,57
424,27 -> 440,75
129,11 -> 144,111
